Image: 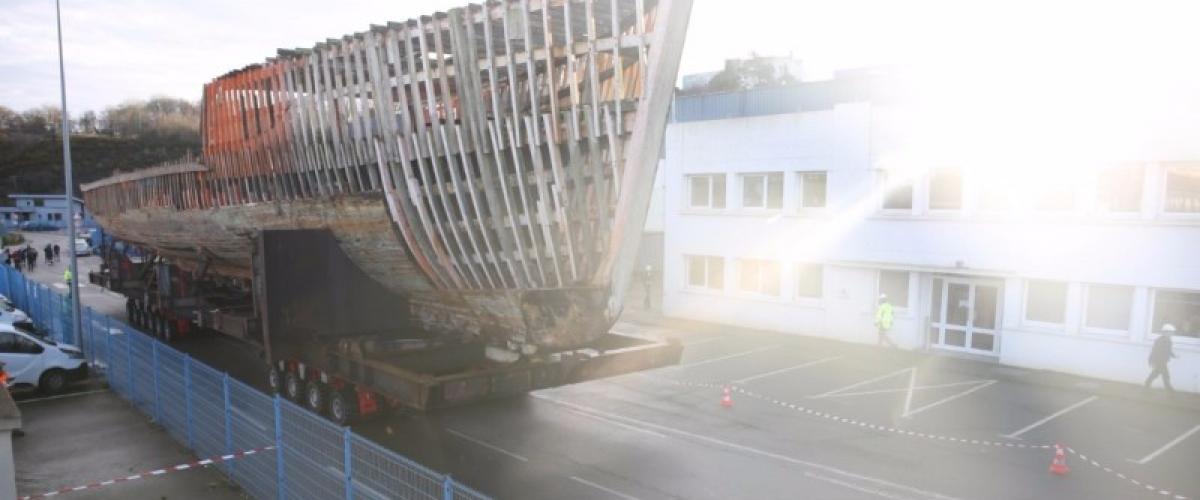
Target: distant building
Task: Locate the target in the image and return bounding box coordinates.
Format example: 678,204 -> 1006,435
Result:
658,68 -> 1200,392
0,194 -> 90,230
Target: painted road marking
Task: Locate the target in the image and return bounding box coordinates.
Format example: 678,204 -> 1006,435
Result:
15,389 -> 109,405
570,476 -> 641,500
669,345 -> 780,370
804,471 -> 914,500
533,394 -> 962,500
809,367 -> 914,399
682,336 -> 730,347
816,380 -> 986,399
733,356 -> 843,384
1001,395 -> 1099,440
1129,424 -> 1200,465
902,380 -> 997,418
547,401 -> 667,438
446,428 -> 529,462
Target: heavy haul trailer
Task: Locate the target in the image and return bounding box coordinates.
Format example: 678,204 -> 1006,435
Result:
81,0 -> 694,423
91,229 -> 681,423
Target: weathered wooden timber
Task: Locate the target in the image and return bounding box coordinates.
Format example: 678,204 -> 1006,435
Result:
81,0 -> 692,350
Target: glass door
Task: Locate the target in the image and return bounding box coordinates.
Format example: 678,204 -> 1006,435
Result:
930,278 -> 1001,355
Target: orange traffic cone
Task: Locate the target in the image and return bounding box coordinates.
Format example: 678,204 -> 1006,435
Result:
720,386 -> 733,408
1049,444 -> 1069,476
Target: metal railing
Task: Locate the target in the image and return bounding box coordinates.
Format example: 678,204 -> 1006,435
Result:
0,264 -> 489,500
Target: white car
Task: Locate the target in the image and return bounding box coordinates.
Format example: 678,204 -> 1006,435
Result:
0,322 -> 87,393
0,297 -> 30,325
73,238 -> 91,257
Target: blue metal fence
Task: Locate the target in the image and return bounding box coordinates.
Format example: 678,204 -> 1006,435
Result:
0,264 -> 488,500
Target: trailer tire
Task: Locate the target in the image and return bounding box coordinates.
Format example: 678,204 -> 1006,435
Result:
267,367 -> 282,394
305,382 -> 326,414
328,390 -> 355,426
284,371 -> 303,402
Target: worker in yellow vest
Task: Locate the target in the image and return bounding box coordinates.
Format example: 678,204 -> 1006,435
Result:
63,268 -> 72,285
875,294 -> 897,348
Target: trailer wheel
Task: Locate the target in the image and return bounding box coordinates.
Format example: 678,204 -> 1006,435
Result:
329,390 -> 355,426
305,382 -> 326,414
284,371 -> 303,402
267,367 -> 282,394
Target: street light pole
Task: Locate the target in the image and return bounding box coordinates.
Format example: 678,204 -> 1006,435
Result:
55,0 -> 82,344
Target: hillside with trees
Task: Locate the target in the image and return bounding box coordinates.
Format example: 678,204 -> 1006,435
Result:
0,97 -> 200,201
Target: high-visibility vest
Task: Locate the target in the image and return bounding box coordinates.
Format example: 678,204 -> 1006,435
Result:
875,302 -> 894,330
64,269 -> 72,283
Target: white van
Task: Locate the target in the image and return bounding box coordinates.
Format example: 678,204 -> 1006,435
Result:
0,296 -> 30,325
0,323 -> 88,393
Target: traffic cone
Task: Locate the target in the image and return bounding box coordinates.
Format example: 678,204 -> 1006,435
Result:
1049,444 -> 1069,476
720,385 -> 733,408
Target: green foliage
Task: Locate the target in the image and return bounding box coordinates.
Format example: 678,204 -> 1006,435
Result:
2,233 -> 24,247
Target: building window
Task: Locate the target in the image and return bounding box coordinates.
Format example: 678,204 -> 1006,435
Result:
882,172 -> 913,210
1084,285 -> 1133,331
1096,166 -> 1144,212
797,172 -> 827,208
688,174 -> 726,209
879,270 -> 910,308
738,259 -> 782,296
741,172 -> 783,209
795,263 -> 823,298
686,255 -> 724,290
1164,165 -> 1200,213
1151,290 -> 1200,338
1033,179 -> 1078,211
1025,280 -> 1067,324
33,199 -> 44,207
928,168 -> 963,210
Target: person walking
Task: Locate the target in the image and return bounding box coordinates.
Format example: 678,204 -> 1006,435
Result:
1144,324 -> 1178,393
875,294 -> 897,348
63,267 -> 72,286
24,246 -> 36,271
43,244 -> 54,266
52,243 -> 60,262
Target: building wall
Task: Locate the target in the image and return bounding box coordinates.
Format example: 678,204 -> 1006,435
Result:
661,101 -> 1200,392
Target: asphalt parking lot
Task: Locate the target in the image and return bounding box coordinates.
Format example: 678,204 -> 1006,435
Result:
9,231 -> 1199,500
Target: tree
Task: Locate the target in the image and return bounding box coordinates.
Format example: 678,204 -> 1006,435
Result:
0,106 -> 18,131
78,110 -> 98,134
683,55 -> 800,95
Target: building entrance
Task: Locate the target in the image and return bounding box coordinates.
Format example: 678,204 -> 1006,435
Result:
930,277 -> 1001,355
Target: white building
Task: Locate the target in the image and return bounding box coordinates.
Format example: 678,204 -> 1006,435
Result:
660,70 -> 1200,392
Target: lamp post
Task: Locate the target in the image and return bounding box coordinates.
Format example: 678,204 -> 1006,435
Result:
55,0 -> 82,344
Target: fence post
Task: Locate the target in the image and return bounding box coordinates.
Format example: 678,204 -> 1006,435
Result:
274,395 -> 286,500
104,315 -> 112,382
343,427 -> 353,500
443,475 -> 454,500
223,373 -> 233,475
126,326 -> 134,403
152,341 -> 161,422
184,355 -> 193,449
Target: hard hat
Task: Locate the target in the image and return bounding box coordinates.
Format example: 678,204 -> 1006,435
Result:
1162,324 -> 1176,333
879,293 -> 887,300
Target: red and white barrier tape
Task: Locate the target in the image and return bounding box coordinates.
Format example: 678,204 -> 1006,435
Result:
20,445 -> 275,499
653,376 -> 1195,500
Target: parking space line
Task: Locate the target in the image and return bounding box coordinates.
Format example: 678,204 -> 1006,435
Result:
669,345 -> 780,370
570,476 -> 641,500
803,471 -> 912,500
901,380 -> 996,418
446,428 -> 529,462
682,336 -> 729,347
809,367 -> 914,399
1001,395 -> 1099,440
819,380 -> 986,399
534,394 -> 962,500
15,389 -> 109,404
1129,424 -> 1200,465
546,401 -> 667,438
733,356 -> 843,384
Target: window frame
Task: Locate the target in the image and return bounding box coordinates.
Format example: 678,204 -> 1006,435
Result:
684,255 -> 725,292
794,262 -> 824,300
1148,288 -> 1200,342
1023,279 -> 1069,328
879,170 -> 915,213
736,258 -> 783,297
686,173 -> 726,210
1161,163 -> 1200,217
1094,165 -> 1145,215
1081,284 -> 1134,336
796,171 -> 828,210
739,172 -> 784,211
927,168 -> 964,212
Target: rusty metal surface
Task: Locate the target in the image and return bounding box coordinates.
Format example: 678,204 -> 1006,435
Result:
82,0 -> 693,349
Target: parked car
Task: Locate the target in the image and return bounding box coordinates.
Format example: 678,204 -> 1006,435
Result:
0,297 -> 30,325
0,322 -> 87,393
18,221 -> 58,232
73,238 -> 91,257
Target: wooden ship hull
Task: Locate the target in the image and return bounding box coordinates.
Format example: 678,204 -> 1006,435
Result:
82,0 -> 692,350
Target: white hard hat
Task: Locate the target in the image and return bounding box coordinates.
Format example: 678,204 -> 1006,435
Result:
879,293 -> 887,300
1162,324 -> 1176,333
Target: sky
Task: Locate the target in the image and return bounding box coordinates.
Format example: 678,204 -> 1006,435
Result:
2,0 -> 1200,122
